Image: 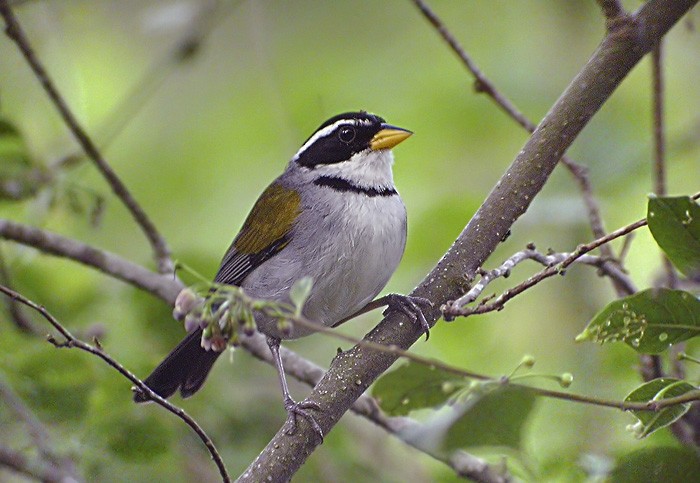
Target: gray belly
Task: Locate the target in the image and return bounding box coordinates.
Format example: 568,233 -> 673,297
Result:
241,195 -> 407,339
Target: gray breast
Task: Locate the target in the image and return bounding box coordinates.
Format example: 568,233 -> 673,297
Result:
242,183 -> 407,339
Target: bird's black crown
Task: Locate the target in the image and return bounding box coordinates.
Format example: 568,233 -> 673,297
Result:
293,111 -> 386,168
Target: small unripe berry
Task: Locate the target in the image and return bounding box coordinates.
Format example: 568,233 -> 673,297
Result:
559,373 -> 574,388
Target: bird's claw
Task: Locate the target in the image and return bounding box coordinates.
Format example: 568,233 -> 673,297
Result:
284,397 -> 324,442
383,294 -> 433,340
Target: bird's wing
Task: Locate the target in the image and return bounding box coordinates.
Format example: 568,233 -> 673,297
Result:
214,181 -> 301,285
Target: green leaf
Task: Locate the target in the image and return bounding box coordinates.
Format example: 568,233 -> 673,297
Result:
648,196 -> 700,279
372,362 -> 463,416
625,378 -> 697,438
610,446 -> 700,483
289,276 -> 313,312
576,288 -> 700,354
443,385 -> 536,451
399,385 -> 536,452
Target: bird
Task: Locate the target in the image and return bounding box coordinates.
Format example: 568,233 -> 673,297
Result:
133,111 -> 430,438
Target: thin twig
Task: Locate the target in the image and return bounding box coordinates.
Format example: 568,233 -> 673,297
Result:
596,0 -> 626,24
443,216 -> 649,317
0,285 -> 231,483
446,189 -> 700,317
649,38 -> 692,442
411,0 -> 533,132
445,244 -> 636,315
244,297 -> 699,415
652,45 -> 666,197
651,42 -> 679,290
0,1 -> 173,274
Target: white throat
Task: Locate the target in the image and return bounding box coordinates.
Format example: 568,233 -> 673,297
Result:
306,149 -> 396,189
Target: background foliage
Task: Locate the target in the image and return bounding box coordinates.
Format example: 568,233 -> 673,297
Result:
1,1 -> 698,481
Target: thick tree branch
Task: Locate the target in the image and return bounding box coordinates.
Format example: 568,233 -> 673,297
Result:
238,1 -> 699,481
0,1 -> 174,274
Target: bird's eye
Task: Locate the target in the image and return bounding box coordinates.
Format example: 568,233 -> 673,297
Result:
338,126 -> 356,143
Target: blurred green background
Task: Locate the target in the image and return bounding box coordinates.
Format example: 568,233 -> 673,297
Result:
0,1 -> 698,481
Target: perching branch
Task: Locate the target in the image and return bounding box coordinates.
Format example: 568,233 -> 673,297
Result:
239,1 -> 699,480
0,1 -> 173,274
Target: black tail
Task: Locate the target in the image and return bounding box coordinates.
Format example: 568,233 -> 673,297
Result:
133,329 -> 221,403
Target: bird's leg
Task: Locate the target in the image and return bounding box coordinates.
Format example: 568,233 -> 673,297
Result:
332,294 -> 433,340
266,336 -> 323,441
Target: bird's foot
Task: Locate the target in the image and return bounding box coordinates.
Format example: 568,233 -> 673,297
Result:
383,293 -> 433,340
283,396 -> 324,442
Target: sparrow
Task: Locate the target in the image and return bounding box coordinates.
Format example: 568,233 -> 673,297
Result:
134,111 -> 429,438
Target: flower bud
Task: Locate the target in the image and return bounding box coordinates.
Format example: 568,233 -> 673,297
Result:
559,373 -> 574,388
184,312 -> 202,332
277,319 -> 293,337
217,309 -> 231,331
241,309 -> 256,336
521,355 -> 536,369
200,334 -> 213,351
229,332 -> 240,347
173,288 -> 200,320
210,335 -> 228,352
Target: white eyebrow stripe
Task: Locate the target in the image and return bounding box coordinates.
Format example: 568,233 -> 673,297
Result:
292,118 -> 373,161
